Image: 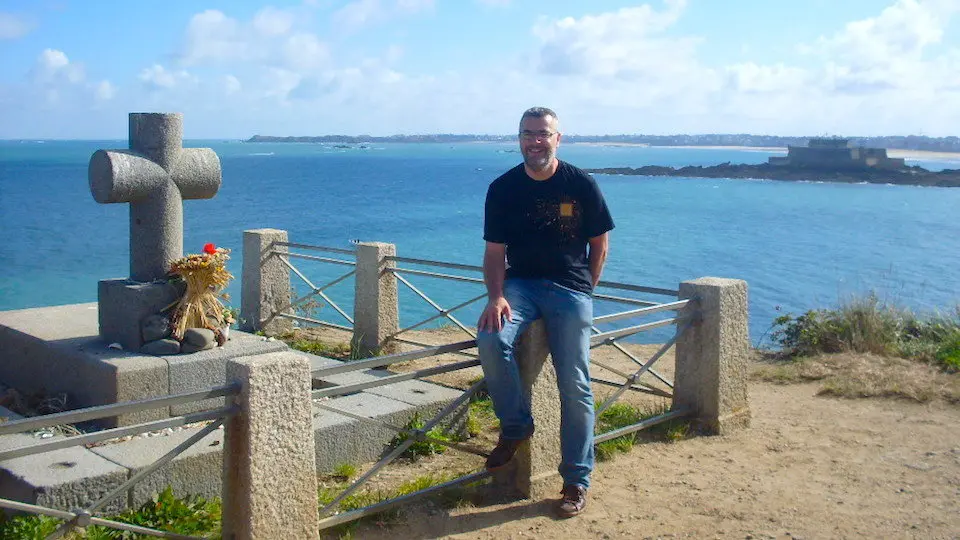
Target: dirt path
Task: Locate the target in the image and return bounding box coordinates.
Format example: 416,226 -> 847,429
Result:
344,381 -> 959,539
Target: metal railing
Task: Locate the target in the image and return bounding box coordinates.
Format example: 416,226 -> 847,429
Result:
287,246 -> 698,531
0,384 -> 240,539
265,241 -> 358,332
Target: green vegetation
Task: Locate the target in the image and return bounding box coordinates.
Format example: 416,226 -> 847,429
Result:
0,487 -> 221,540
331,463 -> 358,482
387,413 -> 453,458
771,294 -> 960,372
594,401 -> 689,461
279,331 -> 368,361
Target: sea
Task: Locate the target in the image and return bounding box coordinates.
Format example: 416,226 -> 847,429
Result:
1,140 -> 958,347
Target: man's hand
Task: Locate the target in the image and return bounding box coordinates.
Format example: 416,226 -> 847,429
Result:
478,296 -> 512,332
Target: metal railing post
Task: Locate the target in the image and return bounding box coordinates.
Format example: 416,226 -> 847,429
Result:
673,277 -> 752,434
240,228 -> 292,335
353,242 -> 399,356
222,351 -> 319,539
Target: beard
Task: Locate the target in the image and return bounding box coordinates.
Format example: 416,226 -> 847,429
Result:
522,146 -> 554,171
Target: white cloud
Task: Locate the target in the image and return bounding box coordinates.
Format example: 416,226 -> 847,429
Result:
0,12 -> 33,39
332,0 -> 383,32
531,0 -> 697,80
283,33 -> 330,71
139,64 -> 195,90
223,74 -> 242,95
33,49 -> 85,84
725,63 -> 810,94
180,10 -> 249,65
94,80 -> 116,101
253,6 -> 294,36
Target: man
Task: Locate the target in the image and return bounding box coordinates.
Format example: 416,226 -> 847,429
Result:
477,106 -> 614,518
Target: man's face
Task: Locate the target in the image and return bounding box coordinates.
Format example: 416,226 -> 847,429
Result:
519,115 -> 560,172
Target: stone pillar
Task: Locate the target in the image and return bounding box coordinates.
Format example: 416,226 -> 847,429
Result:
353,242 -> 399,357
240,229 -> 291,335
222,351 -> 319,540
494,321 -> 562,498
673,277 -> 751,435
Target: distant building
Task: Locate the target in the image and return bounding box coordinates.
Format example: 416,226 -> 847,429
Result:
768,138 -> 906,170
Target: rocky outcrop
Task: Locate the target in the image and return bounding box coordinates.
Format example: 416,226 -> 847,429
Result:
585,163 -> 960,187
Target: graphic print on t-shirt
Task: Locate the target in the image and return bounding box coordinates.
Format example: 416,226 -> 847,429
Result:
528,195 -> 582,244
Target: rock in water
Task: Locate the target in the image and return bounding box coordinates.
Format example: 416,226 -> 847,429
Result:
141,338 -> 181,356
141,314 -> 172,342
182,328 -> 216,353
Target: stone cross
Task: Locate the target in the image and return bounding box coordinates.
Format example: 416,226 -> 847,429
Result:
89,113 -> 221,282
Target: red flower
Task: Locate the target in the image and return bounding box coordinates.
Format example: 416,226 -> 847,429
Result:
203,243 -> 217,254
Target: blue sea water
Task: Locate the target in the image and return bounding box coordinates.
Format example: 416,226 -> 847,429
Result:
1,139 -> 958,346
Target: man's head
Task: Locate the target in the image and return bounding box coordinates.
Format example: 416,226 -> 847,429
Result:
518,107 -> 561,173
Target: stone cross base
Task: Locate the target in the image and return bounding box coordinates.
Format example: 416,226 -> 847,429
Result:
98,279 -> 184,351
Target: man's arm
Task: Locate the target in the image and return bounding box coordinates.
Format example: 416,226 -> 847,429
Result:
588,232 -> 609,289
478,241 -> 511,332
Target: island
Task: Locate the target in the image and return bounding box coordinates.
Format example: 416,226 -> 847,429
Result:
585,138 -> 960,188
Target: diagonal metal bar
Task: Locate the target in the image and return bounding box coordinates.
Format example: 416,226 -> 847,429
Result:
318,380 -> 483,516
595,407 -> 691,444
592,328 -> 674,390
592,377 -> 673,399
313,403 -> 487,458
0,384 -> 237,436
276,255 -> 354,325
0,499 -> 76,520
316,470 -> 491,530
394,273 -> 476,339
388,293 -> 486,340
312,359 -> 480,399
393,337 -> 479,359
263,268 -> 356,329
86,420 -> 224,513
595,322 -> 689,415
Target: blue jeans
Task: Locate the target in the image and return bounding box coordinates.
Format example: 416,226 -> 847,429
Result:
476,278 -> 595,489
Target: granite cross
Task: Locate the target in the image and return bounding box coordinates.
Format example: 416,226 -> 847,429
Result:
89,113 -> 222,282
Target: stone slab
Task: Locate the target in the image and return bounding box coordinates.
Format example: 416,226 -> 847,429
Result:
0,303 -> 169,428
166,333 -> 288,416
89,425 -> 224,507
0,439 -> 129,513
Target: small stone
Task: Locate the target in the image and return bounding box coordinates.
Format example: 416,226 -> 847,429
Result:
181,340 -> 215,354
141,338 -> 181,356
141,314 -> 172,342
107,342 -> 123,350
183,328 -> 216,348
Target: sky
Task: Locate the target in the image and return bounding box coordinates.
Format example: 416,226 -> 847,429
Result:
0,0 -> 958,139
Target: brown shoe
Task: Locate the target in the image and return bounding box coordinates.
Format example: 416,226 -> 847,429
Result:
556,484 -> 587,518
485,429 -> 533,470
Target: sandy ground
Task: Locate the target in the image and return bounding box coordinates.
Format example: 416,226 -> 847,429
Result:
297,328 -> 960,539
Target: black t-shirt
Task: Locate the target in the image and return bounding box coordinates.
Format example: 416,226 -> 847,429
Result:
483,160 -> 615,293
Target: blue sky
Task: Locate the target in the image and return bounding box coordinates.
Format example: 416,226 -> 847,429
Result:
1,0 -> 958,138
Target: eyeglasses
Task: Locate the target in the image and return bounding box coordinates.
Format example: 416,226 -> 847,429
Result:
519,130 -> 557,141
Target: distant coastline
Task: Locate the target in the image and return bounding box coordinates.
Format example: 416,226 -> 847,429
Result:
584,163 -> 960,188
245,134 -> 960,154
